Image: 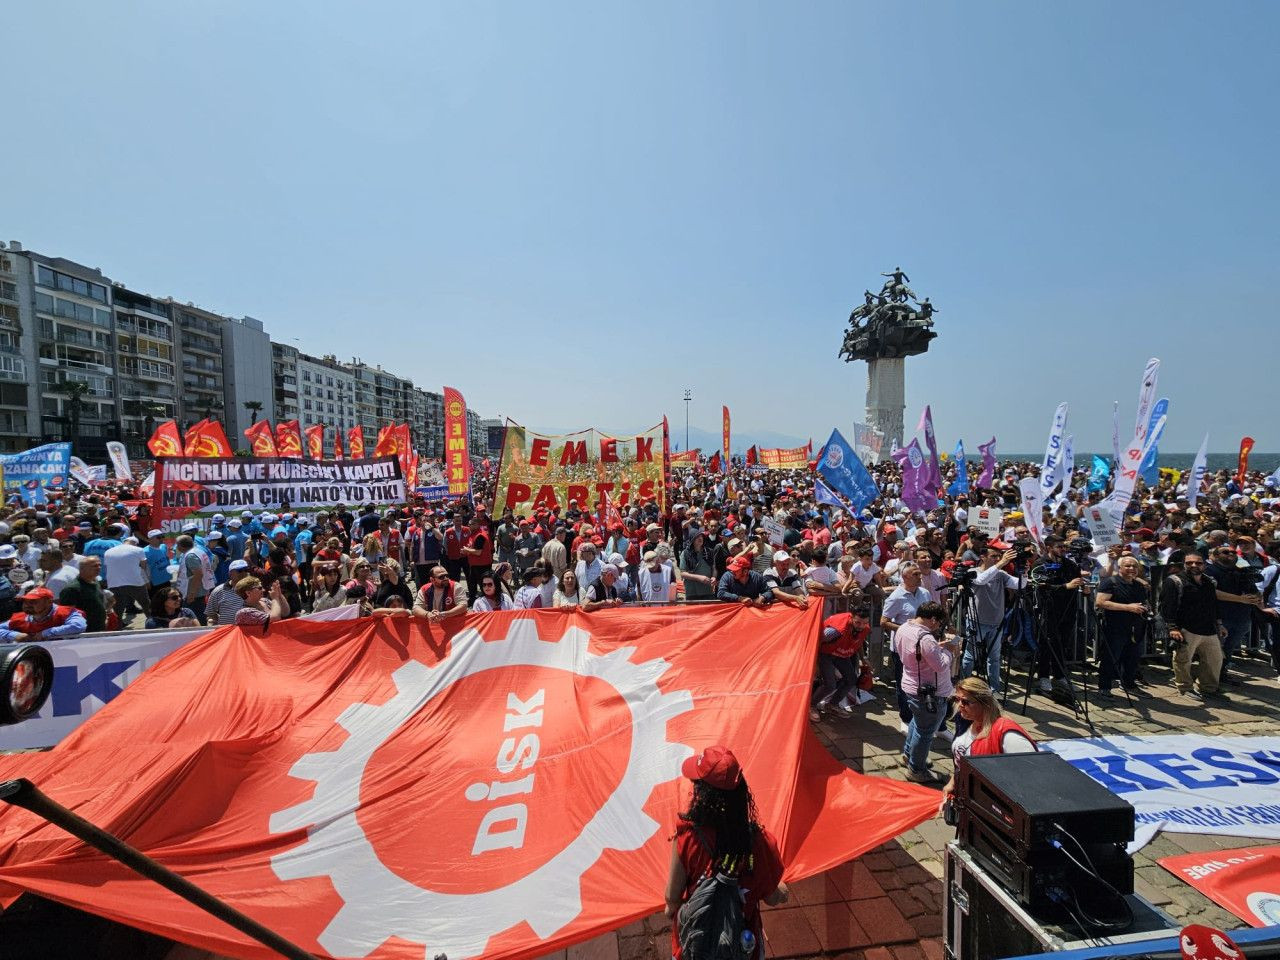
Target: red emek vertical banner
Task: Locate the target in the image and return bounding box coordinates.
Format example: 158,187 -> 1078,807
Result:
347,426 -> 365,460
444,386 -> 471,496
305,424 -> 325,461
1237,437 -> 1254,487
722,405 -> 730,473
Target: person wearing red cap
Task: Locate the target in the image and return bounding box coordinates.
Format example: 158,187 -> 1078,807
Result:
666,746 -> 788,959
715,554 -> 774,606
0,587 -> 87,643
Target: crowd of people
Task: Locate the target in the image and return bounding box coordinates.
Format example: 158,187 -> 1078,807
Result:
1,453 -> 1278,781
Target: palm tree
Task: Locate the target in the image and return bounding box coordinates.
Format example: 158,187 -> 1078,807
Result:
243,400 -> 264,425
55,381 -> 92,448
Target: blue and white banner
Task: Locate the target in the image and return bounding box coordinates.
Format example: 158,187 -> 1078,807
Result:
1087,455 -> 1111,494
1045,734 -> 1280,851
1038,403 -> 1069,502
1,442 -> 72,505
0,605 -> 362,750
947,440 -> 968,496
1138,397 -> 1170,486
1189,432 -> 1210,509
817,428 -> 880,512
814,477 -> 851,511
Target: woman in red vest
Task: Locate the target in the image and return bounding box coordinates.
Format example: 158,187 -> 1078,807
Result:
939,677 -> 1035,812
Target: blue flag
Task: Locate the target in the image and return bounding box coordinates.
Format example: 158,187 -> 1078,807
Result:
816,428 -> 880,511
1087,455 -> 1111,494
814,477 -> 850,510
946,440 -> 968,496
1138,397 -> 1169,486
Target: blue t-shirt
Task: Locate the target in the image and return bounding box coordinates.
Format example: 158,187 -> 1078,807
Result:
144,544 -> 172,585
294,529 -> 314,562
83,537 -> 122,562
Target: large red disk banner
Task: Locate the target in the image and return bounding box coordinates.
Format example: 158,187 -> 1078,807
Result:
0,606 -> 936,960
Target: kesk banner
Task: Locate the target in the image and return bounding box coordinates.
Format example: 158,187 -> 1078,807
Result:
0,607 -> 939,960
444,386 -> 471,496
497,422 -> 667,514
0,442 -> 71,505
757,445 -> 809,469
1159,845 -> 1280,928
1045,734 -> 1280,852
106,440 -> 132,480
151,455 -> 406,534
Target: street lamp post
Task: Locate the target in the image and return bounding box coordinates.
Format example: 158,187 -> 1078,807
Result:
683,389 -> 692,452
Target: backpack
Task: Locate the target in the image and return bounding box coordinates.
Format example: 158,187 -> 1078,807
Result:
677,831 -> 753,960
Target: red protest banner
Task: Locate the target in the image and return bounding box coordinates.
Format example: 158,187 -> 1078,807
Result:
0,606 -> 936,960
1160,845 -> 1280,927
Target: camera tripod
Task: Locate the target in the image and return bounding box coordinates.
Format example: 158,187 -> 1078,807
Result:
1014,578 -> 1095,733
952,577 -> 1011,696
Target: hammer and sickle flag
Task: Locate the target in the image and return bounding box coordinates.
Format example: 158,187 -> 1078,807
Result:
182,419 -> 233,458
146,419 -> 183,458
0,606 -> 937,960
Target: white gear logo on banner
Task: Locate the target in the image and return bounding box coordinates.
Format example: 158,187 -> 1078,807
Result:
268,619 -> 694,959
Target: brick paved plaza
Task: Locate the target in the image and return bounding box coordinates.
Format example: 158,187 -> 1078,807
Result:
557,653 -> 1280,960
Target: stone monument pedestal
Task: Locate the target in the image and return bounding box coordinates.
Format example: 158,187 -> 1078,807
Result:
866,357 -> 905,446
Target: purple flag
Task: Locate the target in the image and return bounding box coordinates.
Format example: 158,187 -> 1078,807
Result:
892,438 -> 935,514
917,404 -> 944,496
977,436 -> 998,489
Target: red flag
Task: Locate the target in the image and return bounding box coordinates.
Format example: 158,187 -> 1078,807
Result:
602,488 -> 625,531
183,419 -> 233,458
1237,437 -> 1254,487
0,608 -> 936,960
1159,844 -> 1280,927
721,405 -> 731,472
305,424 -> 325,461
147,420 -> 183,458
243,420 -> 278,458
373,424 -> 397,457
347,426 -> 365,459
396,423 -> 413,481
746,445 -> 758,466
333,429 -> 345,461
407,452 -> 420,491
708,451 -> 722,473
275,421 -> 304,459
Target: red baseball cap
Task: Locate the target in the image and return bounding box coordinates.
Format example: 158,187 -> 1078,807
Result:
728,555 -> 751,572
682,745 -> 742,791
23,588 -> 54,602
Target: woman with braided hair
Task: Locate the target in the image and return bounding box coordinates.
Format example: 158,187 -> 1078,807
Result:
665,746 -> 789,959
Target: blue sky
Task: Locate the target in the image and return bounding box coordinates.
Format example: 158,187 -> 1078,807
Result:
5,1 -> 1275,451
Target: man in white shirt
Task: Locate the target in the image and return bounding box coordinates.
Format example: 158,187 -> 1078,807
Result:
914,550 -> 950,607
636,551 -> 675,604
959,545 -> 1020,692
102,536 -> 149,627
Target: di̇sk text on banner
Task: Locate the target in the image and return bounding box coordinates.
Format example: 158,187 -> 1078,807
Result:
497,421 -> 667,514
0,606 -> 938,960
151,455 -> 406,534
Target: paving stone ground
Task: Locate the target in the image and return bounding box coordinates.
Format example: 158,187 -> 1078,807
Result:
557,651 -> 1280,960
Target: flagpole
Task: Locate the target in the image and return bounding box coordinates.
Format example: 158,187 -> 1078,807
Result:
0,778 -> 318,960
683,389 -> 691,451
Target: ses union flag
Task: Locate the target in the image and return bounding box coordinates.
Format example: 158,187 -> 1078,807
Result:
0,608 -> 935,960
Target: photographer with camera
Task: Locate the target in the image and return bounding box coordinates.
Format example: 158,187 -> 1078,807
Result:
1161,551 -> 1226,700
892,600 -> 954,784
1028,534 -> 1083,699
1095,555 -> 1150,699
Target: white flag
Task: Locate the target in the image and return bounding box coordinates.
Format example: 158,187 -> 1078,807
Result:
1039,403 -> 1069,502
1188,433 -> 1210,510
